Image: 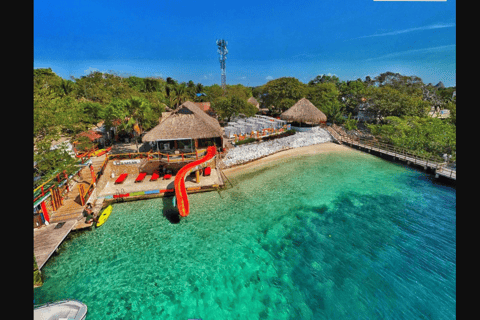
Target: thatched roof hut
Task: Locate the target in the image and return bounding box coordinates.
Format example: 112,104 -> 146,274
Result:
280,98 -> 327,124
247,97 -> 260,109
142,101 -> 223,142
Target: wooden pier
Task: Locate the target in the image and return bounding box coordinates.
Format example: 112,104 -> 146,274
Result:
34,220 -> 78,270
34,155 -> 107,270
326,126 -> 456,180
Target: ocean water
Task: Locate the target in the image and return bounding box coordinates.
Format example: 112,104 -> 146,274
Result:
34,150 -> 456,319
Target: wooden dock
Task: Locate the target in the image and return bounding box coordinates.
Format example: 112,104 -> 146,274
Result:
34,220 -> 78,270
34,155 -> 107,269
326,126 -> 456,180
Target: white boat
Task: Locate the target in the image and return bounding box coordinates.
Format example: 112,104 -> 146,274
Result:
34,300 -> 87,320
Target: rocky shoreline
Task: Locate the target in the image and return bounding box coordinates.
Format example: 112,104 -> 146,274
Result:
222,127 -> 333,167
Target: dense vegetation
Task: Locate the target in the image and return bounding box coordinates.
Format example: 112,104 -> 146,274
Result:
34,68 -> 456,185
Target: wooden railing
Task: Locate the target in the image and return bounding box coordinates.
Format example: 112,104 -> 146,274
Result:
233,125 -> 289,144
106,148 -> 209,163
34,165 -> 85,204
329,126 -> 456,179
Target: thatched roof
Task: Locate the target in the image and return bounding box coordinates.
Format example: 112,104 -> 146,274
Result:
247,97 -> 260,109
142,101 -> 223,142
280,98 -> 327,124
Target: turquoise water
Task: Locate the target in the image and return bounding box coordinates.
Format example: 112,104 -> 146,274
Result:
34,150 -> 456,319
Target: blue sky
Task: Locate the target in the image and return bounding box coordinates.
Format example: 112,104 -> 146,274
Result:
34,0 -> 456,87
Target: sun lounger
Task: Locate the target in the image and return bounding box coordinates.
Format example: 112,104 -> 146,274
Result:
150,172 -> 160,181
135,172 -> 147,183
115,173 -> 128,184
204,167 -> 211,176
163,174 -> 172,180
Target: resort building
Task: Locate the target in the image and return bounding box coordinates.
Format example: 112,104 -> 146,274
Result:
142,101 -> 224,152
280,98 -> 327,131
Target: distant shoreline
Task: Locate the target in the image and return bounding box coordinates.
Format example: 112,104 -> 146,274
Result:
222,142 -> 355,178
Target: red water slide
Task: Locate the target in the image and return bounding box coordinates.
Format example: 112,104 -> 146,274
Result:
174,146 -> 217,217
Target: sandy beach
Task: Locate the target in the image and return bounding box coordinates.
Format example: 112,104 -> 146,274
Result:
222,142 -> 354,177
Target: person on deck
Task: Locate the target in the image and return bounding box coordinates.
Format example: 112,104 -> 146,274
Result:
84,203 -> 97,223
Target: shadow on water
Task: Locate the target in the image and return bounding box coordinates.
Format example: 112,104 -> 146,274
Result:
161,192 -> 181,224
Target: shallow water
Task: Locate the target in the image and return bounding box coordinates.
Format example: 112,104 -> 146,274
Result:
34,150 -> 456,319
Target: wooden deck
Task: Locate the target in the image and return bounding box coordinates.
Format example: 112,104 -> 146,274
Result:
48,155 -> 106,223
326,126 -> 456,180
34,155 -> 107,269
34,220 -> 77,270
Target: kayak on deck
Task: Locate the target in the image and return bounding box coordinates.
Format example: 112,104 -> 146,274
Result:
96,205 -> 113,227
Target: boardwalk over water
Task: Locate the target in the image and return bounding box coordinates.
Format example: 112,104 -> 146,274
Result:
34,155 -> 106,270
34,220 -> 77,270
326,126 -> 456,180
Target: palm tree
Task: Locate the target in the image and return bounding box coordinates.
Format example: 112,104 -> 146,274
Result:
174,83 -> 188,108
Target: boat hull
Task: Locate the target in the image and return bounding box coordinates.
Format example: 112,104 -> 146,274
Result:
34,300 -> 87,320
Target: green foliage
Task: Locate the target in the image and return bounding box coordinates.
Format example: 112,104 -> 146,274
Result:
258,77 -> 307,111
308,74 -> 340,86
306,82 -> 344,123
338,80 -> 367,114
34,254 -> 43,287
235,137 -> 256,145
444,101 -> 456,125
344,113 -> 358,131
366,86 -> 429,119
211,95 -> 257,121
366,116 -> 456,161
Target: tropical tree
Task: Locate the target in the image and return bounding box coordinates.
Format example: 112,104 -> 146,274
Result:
259,77 -> 307,112
366,86 -> 429,119
211,95 -> 257,122
308,74 -> 340,87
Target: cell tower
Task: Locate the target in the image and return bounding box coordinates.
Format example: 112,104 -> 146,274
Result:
216,39 -> 228,94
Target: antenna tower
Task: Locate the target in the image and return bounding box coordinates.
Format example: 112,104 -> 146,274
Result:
216,39 -> 228,95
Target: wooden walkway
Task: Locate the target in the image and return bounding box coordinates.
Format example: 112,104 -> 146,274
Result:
34,155 -> 107,270
326,126 -> 456,180
34,220 -> 77,270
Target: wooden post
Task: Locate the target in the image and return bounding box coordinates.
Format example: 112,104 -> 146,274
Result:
53,188 -> 58,210
196,170 -> 200,184
89,164 -> 96,184
51,191 -> 56,212
79,184 -> 85,206
63,170 -> 70,192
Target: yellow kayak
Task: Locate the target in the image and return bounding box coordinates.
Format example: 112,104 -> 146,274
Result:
96,205 -> 113,227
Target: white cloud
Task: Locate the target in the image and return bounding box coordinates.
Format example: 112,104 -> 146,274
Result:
357,23 -> 455,39
364,44 -> 456,61
266,75 -> 273,80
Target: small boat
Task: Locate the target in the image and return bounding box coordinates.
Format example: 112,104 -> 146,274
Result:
96,205 -> 113,227
34,299 -> 87,320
